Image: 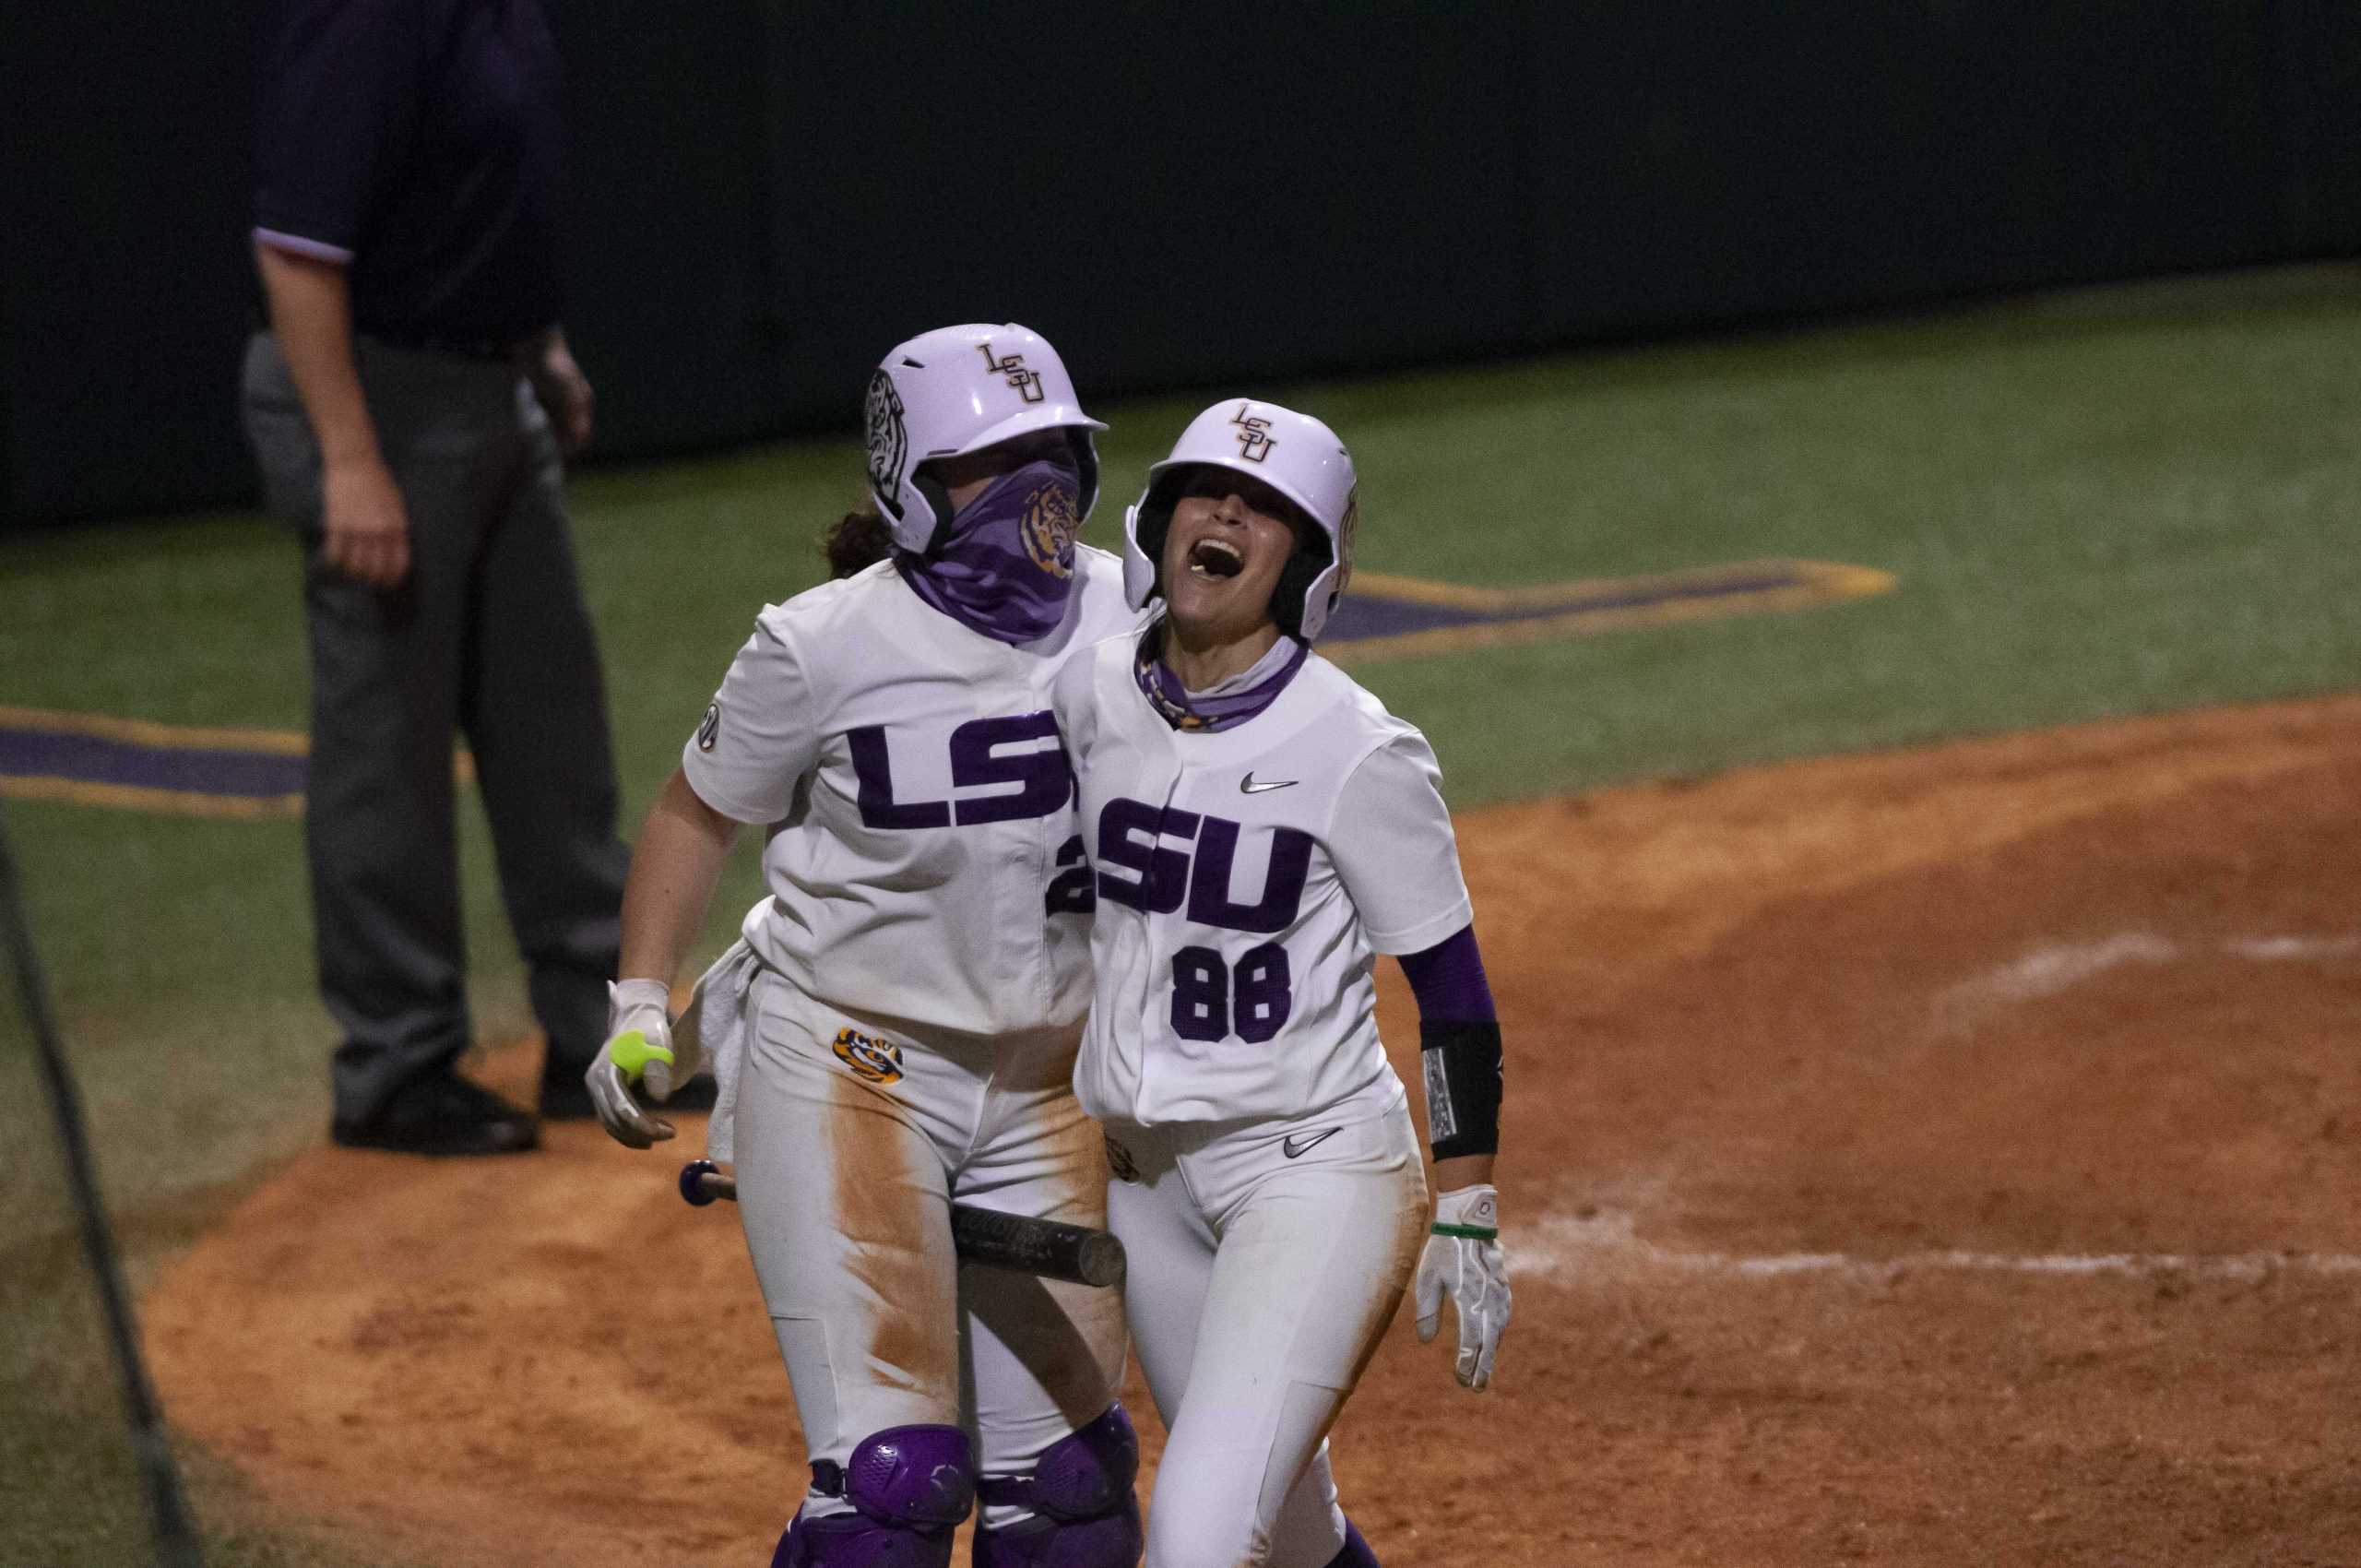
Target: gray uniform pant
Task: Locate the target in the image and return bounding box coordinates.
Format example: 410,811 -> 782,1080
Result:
240,331 -> 628,1122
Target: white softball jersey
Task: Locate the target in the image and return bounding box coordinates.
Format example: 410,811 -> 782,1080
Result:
682,547 -> 1139,1039
1052,634 -> 1474,1126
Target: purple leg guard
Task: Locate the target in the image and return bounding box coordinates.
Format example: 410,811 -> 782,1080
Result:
769,1424 -> 976,1568
971,1403 -> 1145,1568
1322,1518 -> 1379,1568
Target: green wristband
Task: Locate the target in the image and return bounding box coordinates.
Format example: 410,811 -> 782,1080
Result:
608,1029 -> 674,1083
1431,1222 -> 1499,1241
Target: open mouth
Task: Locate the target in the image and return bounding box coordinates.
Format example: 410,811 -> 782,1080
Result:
1186,538 -> 1243,579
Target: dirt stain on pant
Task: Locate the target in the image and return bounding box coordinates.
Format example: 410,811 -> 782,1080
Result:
1339,1158 -> 1430,1401
830,1067 -> 959,1412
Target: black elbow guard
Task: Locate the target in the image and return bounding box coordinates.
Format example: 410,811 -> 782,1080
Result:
1419,1019 -> 1502,1160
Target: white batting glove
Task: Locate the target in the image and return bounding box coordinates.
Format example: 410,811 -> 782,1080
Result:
1415,1184 -> 1512,1391
585,979 -> 688,1149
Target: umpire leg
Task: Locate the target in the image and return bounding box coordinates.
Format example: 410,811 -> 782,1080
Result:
242,333 -> 489,1123
461,379 -> 629,1096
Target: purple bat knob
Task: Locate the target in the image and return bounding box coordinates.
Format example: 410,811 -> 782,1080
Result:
680,1158 -> 719,1207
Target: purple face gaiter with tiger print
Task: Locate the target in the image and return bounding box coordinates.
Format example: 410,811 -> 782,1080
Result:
896,457 -> 1081,646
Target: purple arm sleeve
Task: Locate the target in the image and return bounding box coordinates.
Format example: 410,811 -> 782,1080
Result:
1397,923 -> 1495,1022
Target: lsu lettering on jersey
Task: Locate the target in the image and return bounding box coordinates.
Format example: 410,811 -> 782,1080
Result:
683,547 -> 1139,1038
1052,635 -> 1473,1124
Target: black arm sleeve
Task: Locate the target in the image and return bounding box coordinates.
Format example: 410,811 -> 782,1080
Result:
1400,925 -> 1502,1159
1419,1019 -> 1503,1160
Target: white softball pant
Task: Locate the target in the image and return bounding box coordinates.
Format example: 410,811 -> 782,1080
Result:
733,970 -> 1129,1528
1105,1091 -> 1428,1568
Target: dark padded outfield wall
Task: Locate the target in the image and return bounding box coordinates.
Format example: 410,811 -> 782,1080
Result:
553,0 -> 789,459
1526,0 -> 2314,335
6,1 -> 2359,524
4,4 -> 258,524
750,2 -> 1535,423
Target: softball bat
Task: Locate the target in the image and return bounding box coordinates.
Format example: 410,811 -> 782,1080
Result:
678,1159 -> 1125,1289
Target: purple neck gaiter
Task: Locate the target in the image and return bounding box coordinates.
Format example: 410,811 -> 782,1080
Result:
896,457 -> 1081,646
1133,619 -> 1309,733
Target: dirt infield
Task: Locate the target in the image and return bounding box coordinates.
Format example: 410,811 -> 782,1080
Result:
144,695 -> 2361,1566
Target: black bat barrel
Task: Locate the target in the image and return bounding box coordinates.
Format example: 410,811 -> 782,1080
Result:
679,1160 -> 1125,1288
950,1204 -> 1126,1289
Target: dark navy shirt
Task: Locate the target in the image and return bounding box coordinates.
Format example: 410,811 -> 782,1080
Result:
254,0 -> 566,344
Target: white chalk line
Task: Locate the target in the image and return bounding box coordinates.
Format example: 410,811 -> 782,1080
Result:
1509,1208 -> 2361,1285
2228,933 -> 2361,962
1942,932 -> 2176,1009
1937,931 -> 2361,1020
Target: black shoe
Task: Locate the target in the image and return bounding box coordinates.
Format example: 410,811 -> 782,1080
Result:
538,1062 -> 718,1121
331,1072 -> 539,1156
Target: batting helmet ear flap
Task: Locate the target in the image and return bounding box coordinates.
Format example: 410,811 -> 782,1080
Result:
1120,477 -> 1181,613
909,470 -> 957,556
1269,540 -> 1330,640
1066,429 -> 1101,526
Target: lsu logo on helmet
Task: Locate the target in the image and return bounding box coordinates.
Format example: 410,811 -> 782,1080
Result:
1229,404 -> 1275,463
978,342 -> 1047,403
1021,477 -> 1079,579
832,1027 -> 905,1085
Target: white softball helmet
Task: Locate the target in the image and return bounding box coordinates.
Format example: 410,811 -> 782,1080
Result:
1122,398 -> 1360,641
863,323 -> 1107,555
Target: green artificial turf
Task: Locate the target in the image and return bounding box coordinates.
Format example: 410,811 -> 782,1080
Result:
1,265 -> 2357,1562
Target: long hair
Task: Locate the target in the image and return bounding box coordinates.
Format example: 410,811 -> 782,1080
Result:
821,506 -> 894,579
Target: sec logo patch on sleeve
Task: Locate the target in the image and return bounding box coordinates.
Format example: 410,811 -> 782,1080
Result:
696,702 -> 721,752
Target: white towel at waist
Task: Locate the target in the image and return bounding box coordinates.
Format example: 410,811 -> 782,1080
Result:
670,936 -> 761,1165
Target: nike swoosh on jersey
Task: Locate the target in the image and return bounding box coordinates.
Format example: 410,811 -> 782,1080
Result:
1240,773 -> 1299,793
1281,1127 -> 1340,1158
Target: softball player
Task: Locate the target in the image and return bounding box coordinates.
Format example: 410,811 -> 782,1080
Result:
1050,400 -> 1513,1568
586,325 -> 1146,1567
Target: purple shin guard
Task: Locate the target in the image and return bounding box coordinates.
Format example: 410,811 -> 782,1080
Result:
1323,1518 -> 1380,1568
773,1510 -> 955,1568
770,1424 -> 976,1568
972,1404 -> 1144,1568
